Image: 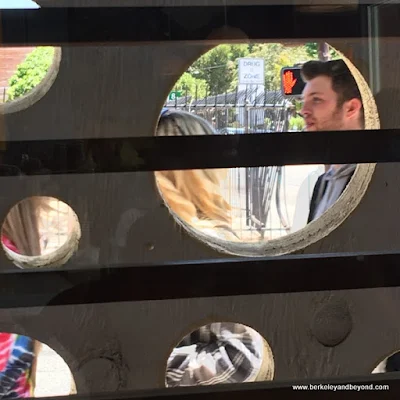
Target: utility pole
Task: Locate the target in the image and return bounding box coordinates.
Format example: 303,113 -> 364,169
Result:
318,42 -> 330,62
318,42 -> 332,172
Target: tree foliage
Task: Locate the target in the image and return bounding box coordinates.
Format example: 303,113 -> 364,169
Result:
304,42 -> 340,60
188,44 -> 250,95
174,72 -> 208,99
6,47 -> 55,101
289,115 -> 305,130
179,43 -> 325,96
240,44 -> 311,91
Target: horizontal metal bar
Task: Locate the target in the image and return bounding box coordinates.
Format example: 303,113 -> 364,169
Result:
0,5 -> 371,45
14,0 -> 389,7
0,129 -> 399,176
22,372 -> 400,400
2,250 -> 400,309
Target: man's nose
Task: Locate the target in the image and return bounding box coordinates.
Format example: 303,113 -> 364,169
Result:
300,103 -> 309,118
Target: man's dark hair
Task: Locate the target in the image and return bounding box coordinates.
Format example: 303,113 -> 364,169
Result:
301,59 -> 364,124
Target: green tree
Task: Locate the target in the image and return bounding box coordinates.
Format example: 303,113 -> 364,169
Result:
185,43 -> 329,96
173,72 -> 208,99
6,47 -> 55,101
189,44 -> 250,95
190,45 -> 233,95
241,44 -> 310,91
304,42 -> 339,60
228,44 -> 250,62
289,115 -> 305,131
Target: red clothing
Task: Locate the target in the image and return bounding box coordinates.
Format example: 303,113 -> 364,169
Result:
0,333 -> 14,371
0,333 -> 34,397
1,235 -> 19,254
0,240 -> 33,396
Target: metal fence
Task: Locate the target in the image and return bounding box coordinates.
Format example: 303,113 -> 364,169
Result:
164,86 -> 299,241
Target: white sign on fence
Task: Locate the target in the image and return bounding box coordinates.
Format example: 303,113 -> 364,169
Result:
238,58 -> 265,85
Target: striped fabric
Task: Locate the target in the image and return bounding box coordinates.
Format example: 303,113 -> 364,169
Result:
166,323 -> 264,387
0,334 -> 35,398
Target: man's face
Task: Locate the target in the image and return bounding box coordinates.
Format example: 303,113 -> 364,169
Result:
300,75 -> 346,132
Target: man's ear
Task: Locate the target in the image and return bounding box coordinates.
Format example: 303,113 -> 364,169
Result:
345,98 -> 362,120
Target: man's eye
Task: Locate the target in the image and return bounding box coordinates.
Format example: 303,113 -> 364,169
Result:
313,98 -> 322,103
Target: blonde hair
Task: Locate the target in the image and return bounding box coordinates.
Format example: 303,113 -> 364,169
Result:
155,110 -> 236,238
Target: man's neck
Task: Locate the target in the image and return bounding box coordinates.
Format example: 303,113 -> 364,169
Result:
329,121 -> 362,171
345,120 -> 363,131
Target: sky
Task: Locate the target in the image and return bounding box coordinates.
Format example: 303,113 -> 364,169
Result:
0,0 -> 39,8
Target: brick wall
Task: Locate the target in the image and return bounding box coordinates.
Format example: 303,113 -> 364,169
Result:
0,47 -> 35,99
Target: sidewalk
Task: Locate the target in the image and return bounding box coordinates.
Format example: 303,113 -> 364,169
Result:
34,343 -> 75,397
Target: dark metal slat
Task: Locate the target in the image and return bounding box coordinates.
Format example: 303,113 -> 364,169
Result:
0,129 -> 398,176
0,6 -> 370,45
21,372 -> 400,400
1,250 -> 400,308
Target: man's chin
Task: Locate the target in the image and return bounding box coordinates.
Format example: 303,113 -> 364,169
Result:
305,125 -> 317,131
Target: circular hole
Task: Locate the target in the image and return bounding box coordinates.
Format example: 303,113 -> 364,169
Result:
1,196 -> 81,269
0,332 -> 76,397
372,351 -> 400,374
0,45 -> 61,113
155,42 -> 378,257
165,322 -> 274,387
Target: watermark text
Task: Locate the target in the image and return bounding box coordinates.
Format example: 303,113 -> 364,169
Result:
292,383 -> 389,391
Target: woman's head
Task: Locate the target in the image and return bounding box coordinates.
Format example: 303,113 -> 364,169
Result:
157,109 -> 216,137
155,110 -> 234,237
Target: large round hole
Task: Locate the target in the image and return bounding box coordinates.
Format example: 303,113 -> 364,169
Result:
165,322 -> 274,387
155,42 -> 378,257
0,45 -> 61,113
0,332 -> 75,397
372,351 -> 400,374
1,196 -> 81,269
